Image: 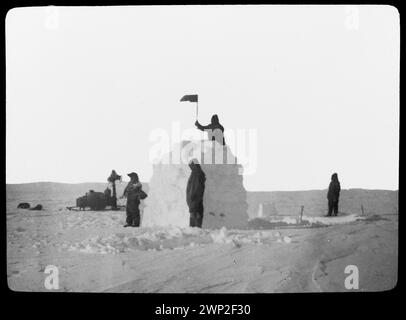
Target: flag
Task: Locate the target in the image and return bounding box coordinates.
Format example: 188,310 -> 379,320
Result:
180,94 -> 198,103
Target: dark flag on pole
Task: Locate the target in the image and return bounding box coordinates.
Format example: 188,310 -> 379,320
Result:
180,94 -> 198,103
180,94 -> 199,120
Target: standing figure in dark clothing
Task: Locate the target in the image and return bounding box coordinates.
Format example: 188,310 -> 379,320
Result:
186,159 -> 206,228
195,114 -> 226,145
327,173 -> 341,216
121,172 -> 143,227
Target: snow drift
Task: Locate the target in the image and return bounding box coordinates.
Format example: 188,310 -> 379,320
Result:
63,226 -> 294,255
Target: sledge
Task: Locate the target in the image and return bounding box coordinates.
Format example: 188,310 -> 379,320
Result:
66,205 -> 126,212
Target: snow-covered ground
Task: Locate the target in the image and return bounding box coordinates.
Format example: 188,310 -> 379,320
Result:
7,199 -> 398,292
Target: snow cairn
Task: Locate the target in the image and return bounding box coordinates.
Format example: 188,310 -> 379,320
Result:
143,140 -> 249,229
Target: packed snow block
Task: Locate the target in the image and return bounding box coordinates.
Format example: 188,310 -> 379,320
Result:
143,140 -> 249,229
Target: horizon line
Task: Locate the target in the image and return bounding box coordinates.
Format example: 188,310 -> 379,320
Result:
5,181 -> 399,192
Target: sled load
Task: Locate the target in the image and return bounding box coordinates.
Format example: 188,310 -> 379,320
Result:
68,169 -> 124,211
75,189 -> 113,211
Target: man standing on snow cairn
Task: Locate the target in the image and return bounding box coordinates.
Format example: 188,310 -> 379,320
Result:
195,114 -> 226,146
327,173 -> 341,217
186,159 -> 206,228
121,172 -> 147,227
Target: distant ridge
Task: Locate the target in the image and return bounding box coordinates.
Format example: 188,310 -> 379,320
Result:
6,181 -> 397,192
6,182 -> 397,218
6,181 -> 149,201
6,181 -> 147,186
6,181 -> 148,186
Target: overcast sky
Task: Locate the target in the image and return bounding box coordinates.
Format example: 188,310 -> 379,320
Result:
6,5 -> 399,191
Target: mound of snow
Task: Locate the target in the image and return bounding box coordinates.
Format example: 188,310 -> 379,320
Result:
210,227 -> 232,244
248,213 -> 365,230
281,217 -> 299,224
302,214 -> 366,225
